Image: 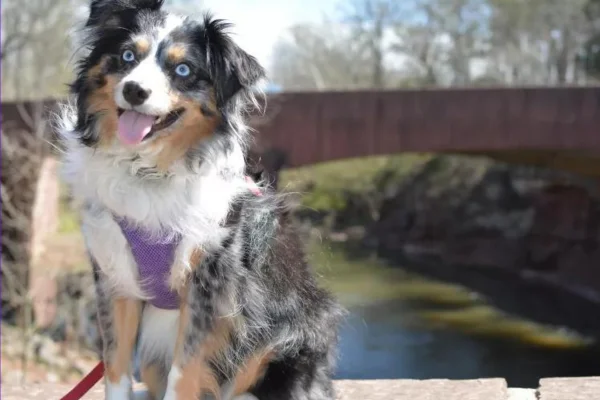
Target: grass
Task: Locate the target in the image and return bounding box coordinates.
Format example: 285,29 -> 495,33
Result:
279,154 -> 432,211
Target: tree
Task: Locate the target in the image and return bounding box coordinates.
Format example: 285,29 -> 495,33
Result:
391,23 -> 445,87
270,0 -> 422,90
270,23 -> 376,91
487,0 -> 590,85
390,0 -> 489,86
1,0 -> 83,100
338,0 -> 406,89
581,0 -> 600,79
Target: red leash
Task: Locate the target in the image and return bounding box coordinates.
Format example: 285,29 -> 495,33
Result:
60,361 -> 104,400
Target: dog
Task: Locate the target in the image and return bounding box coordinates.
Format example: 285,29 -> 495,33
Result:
56,1 -> 343,399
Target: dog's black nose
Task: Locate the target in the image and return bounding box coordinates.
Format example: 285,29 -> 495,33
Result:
122,81 -> 151,106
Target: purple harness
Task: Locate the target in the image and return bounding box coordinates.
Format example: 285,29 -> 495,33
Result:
91,177 -> 262,310
115,217 -> 182,309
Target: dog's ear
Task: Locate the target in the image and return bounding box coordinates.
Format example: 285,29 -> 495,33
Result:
221,46 -> 266,105
203,16 -> 266,107
86,0 -> 165,28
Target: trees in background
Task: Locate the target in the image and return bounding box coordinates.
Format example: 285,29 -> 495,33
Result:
271,0 -> 598,90
340,0 -> 405,89
581,0 -> 600,78
1,0 -> 83,100
486,0 -> 590,85
270,24 -> 376,90
394,0 -> 489,87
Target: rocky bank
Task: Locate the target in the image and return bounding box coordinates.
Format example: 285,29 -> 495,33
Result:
360,156 -> 600,337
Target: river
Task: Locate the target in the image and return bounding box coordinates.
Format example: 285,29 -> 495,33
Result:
308,238 -> 600,388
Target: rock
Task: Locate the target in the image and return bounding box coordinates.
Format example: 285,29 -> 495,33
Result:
367,157 -> 600,333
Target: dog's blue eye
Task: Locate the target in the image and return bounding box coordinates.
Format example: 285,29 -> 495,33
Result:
122,50 -> 135,62
175,64 -> 190,77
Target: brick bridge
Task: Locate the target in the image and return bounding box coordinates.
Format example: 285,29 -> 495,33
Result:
251,86 -> 600,182
3,86 -> 600,179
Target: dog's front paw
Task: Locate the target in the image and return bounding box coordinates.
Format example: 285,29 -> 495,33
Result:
162,366 -> 181,400
105,375 -> 134,400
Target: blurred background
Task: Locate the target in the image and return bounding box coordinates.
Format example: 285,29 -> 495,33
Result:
3,0 -> 600,389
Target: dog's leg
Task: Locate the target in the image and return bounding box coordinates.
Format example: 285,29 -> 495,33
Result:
140,362 -> 168,400
96,290 -> 141,400
163,288 -> 223,399
216,350 -> 272,400
163,251 -> 238,400
163,255 -> 273,400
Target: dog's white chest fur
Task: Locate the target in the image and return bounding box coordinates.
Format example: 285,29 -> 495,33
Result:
75,165 -> 236,299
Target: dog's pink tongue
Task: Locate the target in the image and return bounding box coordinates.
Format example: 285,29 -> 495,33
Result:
117,110 -> 155,145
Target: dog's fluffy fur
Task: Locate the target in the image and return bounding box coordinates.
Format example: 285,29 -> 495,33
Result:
57,1 -> 343,399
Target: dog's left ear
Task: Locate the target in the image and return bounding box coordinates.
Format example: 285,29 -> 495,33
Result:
202,15 -> 266,106
217,45 -> 266,106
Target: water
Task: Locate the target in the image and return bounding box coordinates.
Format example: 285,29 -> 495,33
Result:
309,239 -> 600,388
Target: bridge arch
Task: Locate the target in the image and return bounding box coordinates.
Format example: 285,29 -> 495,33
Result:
251,87 -> 600,178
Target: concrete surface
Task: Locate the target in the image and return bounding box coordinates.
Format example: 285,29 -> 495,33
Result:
2,377 -> 600,400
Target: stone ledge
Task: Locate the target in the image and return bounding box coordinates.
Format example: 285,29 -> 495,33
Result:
2,378 -> 599,400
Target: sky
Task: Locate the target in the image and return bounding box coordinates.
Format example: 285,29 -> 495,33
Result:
201,0 -> 339,72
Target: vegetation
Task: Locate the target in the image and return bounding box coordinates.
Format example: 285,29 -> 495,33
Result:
280,154 -> 431,215
272,0 -> 598,90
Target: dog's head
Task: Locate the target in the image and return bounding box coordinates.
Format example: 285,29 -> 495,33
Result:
71,0 -> 264,168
